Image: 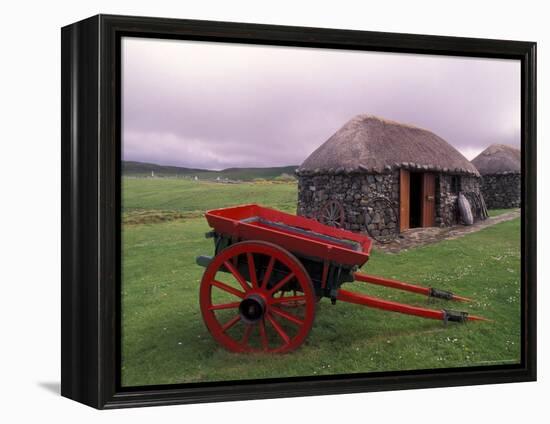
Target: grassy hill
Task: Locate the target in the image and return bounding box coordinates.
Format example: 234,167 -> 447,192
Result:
123,161 -> 298,181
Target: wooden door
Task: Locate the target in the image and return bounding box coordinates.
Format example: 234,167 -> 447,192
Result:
399,169 -> 410,231
421,173 -> 435,227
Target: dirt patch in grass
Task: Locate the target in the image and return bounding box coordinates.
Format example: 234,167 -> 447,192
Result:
123,210 -> 198,225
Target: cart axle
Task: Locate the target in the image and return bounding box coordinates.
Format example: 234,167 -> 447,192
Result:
239,294 -> 266,324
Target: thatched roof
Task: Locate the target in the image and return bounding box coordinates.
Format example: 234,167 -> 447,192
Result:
471,144 -> 521,175
298,115 -> 479,176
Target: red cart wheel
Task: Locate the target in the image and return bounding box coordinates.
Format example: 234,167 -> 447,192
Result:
200,241 -> 316,353
318,200 -> 345,228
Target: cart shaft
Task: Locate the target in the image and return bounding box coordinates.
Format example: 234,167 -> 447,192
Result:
336,289 -> 487,322
353,272 -> 472,302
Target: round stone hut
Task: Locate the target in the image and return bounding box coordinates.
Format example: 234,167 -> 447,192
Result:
471,144 -> 521,209
296,115 -> 483,238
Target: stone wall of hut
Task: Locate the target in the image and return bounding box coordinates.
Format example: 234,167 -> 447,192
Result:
297,171 -> 399,238
298,171 -> 482,234
435,174 -> 482,227
480,173 -> 521,209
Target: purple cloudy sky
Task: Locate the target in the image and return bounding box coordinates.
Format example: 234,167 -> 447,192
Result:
122,37 -> 520,170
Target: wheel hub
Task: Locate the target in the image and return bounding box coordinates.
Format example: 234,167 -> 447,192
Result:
239,294 -> 266,324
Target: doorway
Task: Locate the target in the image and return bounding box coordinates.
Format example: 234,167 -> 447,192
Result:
409,172 -> 423,228
399,169 -> 436,231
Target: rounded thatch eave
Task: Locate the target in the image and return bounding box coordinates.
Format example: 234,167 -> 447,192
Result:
297,115 -> 480,177
471,144 -> 521,175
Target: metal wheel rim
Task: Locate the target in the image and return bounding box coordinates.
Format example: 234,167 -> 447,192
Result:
364,196 -> 399,243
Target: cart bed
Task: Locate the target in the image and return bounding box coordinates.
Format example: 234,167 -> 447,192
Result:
205,204 -> 372,267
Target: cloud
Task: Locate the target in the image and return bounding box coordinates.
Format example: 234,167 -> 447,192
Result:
122,37 -> 521,169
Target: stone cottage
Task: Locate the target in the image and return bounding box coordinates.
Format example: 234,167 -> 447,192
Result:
471,144 -> 521,209
296,115 -> 483,238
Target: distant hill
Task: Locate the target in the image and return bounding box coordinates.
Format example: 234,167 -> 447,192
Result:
122,161 -> 298,181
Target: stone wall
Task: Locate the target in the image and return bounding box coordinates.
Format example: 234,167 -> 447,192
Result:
480,173 -> 520,209
297,171 -> 399,237
436,174 -> 482,226
298,171 -> 482,233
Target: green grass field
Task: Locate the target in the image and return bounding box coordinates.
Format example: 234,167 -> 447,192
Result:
123,178 -> 298,222
121,178 -> 521,386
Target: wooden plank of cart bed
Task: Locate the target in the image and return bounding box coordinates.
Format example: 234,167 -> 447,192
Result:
240,216 -> 361,251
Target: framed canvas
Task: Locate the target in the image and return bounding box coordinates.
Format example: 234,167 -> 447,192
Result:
61,14 -> 536,409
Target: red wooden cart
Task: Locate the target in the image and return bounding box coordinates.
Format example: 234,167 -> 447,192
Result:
196,204 -> 485,353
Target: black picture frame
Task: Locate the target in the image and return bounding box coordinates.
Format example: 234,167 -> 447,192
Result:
61,14 -> 537,409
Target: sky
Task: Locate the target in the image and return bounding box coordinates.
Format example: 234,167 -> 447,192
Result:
122,37 -> 521,170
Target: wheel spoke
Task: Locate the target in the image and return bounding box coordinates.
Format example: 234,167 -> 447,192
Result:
221,315 -> 241,333
277,289 -> 305,307
208,301 -> 241,311
259,319 -> 268,350
211,280 -> 245,299
271,295 -> 306,305
262,257 -> 275,288
270,306 -> 304,326
266,314 -> 291,345
224,260 -> 250,293
246,253 -> 258,289
241,324 -> 253,346
268,272 -> 295,295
